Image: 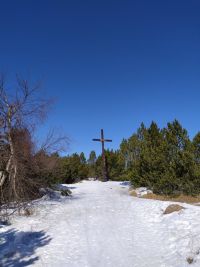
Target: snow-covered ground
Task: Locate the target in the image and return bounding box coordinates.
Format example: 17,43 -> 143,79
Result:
1,180 -> 200,267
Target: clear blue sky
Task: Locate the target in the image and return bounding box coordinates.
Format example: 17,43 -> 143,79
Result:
1,0 -> 200,157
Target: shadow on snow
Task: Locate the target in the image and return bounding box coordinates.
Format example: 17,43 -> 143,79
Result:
0,228 -> 51,267
120,181 -> 130,187
67,186 -> 77,190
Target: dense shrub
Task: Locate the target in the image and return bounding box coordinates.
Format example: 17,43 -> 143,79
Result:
120,120 -> 200,196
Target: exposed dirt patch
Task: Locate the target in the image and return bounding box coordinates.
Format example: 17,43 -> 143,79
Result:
141,193 -> 200,204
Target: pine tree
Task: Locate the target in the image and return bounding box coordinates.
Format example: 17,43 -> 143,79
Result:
80,152 -> 86,164
88,151 -> 97,165
88,151 -> 97,177
127,120 -> 200,195
193,132 -> 200,163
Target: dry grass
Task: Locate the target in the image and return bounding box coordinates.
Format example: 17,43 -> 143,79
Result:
129,190 -> 137,197
141,193 -> 200,204
163,204 -> 185,215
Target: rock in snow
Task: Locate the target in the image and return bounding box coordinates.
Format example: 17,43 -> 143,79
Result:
134,187 -> 153,197
1,181 -> 200,267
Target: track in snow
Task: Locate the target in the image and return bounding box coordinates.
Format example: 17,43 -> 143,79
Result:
1,180 -> 200,267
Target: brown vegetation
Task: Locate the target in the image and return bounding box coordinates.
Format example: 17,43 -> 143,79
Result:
0,75 -> 68,214
129,190 -> 137,197
141,193 -> 200,204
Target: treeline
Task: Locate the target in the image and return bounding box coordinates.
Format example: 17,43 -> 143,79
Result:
58,120 -> 200,196
46,149 -> 124,184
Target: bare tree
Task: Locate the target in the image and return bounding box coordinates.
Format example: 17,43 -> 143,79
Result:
40,128 -> 69,154
0,74 -> 67,207
33,130 -> 69,188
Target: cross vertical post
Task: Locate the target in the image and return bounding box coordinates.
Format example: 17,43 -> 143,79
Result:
101,129 -> 106,181
92,129 -> 112,182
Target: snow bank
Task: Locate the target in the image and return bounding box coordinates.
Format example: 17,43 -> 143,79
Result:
135,186 -> 153,196
130,186 -> 153,197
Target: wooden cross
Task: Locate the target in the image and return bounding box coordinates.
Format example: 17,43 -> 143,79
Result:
92,129 -> 112,182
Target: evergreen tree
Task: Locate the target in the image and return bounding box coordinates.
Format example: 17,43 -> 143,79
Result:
128,119 -> 200,195
94,150 -> 124,181
88,151 -> 97,165
105,149 -> 124,180
193,132 -> 200,163
80,152 -> 86,164
55,153 -> 89,183
130,121 -> 166,189
88,151 -> 97,177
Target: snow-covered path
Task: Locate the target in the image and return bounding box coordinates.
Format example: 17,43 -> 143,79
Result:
2,181 -> 200,267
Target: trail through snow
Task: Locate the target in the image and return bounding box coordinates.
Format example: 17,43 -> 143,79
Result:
1,181 -> 200,267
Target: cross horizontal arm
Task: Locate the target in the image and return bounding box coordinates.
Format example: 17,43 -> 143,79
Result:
92,139 -> 101,141
104,139 -> 112,142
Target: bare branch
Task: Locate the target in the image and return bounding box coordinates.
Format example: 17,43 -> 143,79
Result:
40,129 -> 70,154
